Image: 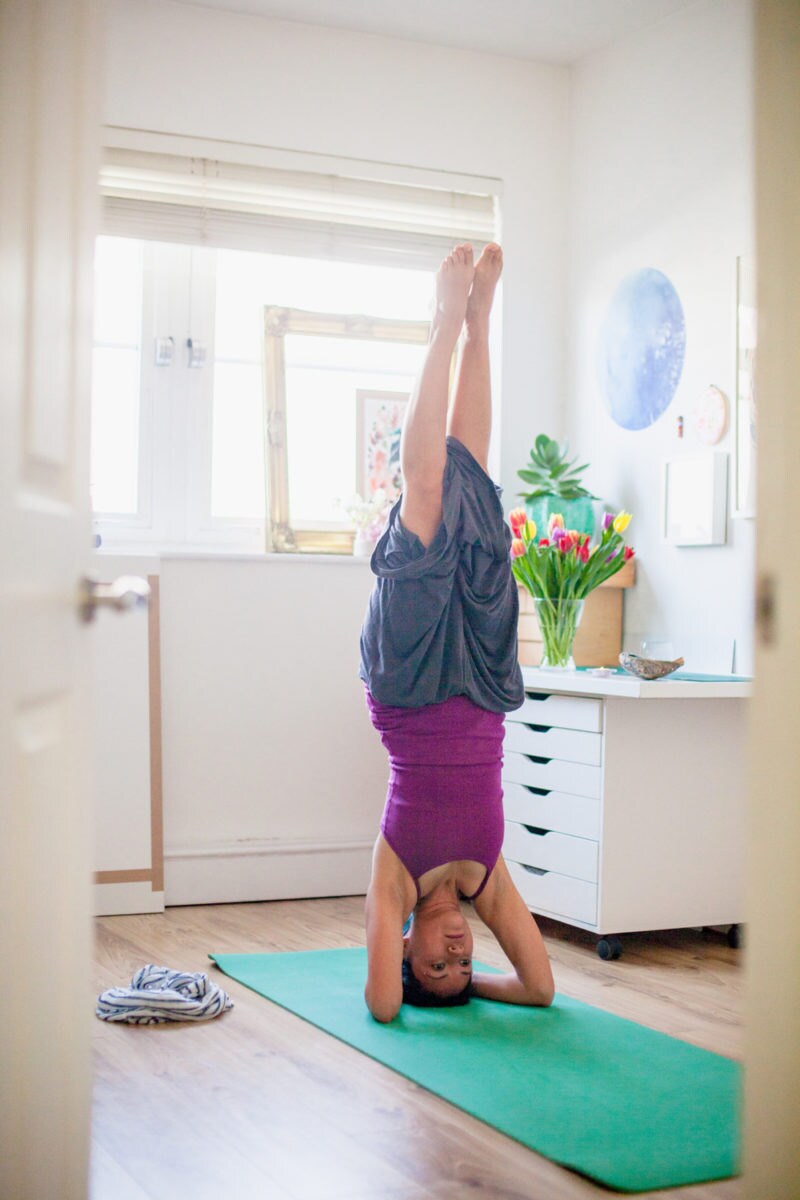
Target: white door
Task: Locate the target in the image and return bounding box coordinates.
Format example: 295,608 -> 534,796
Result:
0,2 -> 103,1197
744,3 -> 800,1194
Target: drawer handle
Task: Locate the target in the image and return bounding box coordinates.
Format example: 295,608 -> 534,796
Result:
522,825 -> 549,837
525,755 -> 552,765
520,864 -> 548,876
524,694 -> 553,703
525,723 -> 553,733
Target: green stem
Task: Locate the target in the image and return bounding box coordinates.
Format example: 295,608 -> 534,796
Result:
535,598 -> 583,668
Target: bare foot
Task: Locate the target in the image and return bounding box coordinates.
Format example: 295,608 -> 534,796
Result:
466,243 -> 503,329
433,243 -> 474,335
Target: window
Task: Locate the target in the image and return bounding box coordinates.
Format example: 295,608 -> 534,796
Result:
91,136 -> 500,553
263,307 -> 431,552
90,236 -> 144,516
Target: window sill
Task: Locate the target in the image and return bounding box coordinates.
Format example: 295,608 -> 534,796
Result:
93,545 -> 374,566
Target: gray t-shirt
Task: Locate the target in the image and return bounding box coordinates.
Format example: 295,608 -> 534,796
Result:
359,436 -> 524,712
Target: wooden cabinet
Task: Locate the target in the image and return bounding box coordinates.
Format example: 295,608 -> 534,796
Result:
517,560 -> 635,667
502,668 -> 750,947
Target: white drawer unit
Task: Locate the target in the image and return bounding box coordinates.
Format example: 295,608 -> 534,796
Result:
503,751 -> 602,799
507,860 -> 597,926
510,692 -> 603,733
502,670 -> 750,958
503,782 -> 600,840
503,720 -> 602,765
503,821 -> 598,883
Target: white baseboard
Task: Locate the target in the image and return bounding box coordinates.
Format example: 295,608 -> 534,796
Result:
163,837 -> 374,906
94,881 -> 165,916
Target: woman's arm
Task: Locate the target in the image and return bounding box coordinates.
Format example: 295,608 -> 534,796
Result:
364,837 -> 409,1022
472,855 -> 555,1006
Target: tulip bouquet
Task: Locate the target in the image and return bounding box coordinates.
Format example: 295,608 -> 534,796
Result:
509,508 -> 635,668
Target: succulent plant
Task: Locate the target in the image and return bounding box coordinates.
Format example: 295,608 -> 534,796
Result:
517,435 -> 597,502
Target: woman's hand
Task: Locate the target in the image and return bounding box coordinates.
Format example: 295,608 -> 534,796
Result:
470,970 -> 553,1006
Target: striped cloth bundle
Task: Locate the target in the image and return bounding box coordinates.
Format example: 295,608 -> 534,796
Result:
96,964 -> 234,1024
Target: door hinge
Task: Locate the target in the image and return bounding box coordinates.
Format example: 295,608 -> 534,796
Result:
755,573 -> 777,645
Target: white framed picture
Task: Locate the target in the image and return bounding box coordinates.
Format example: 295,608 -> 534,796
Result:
663,453 -> 728,546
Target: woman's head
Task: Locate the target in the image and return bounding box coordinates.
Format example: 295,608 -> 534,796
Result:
402,906 -> 474,1007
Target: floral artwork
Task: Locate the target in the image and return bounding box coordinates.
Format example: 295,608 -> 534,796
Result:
356,389 -> 409,504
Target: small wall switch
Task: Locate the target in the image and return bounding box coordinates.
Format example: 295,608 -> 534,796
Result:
154,336 -> 175,366
187,337 -> 206,368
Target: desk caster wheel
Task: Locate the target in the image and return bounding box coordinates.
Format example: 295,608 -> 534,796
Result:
727,924 -> 741,949
597,936 -> 623,961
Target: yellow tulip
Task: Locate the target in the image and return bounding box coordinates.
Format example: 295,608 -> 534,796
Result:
613,511 -> 632,534
525,519 -> 537,541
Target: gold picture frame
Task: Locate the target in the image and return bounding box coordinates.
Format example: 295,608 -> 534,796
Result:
262,307 -> 430,553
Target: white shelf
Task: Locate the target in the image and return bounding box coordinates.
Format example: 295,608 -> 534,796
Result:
520,666 -> 752,700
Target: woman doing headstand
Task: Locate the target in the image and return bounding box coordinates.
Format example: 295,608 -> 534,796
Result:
359,243 -> 555,1023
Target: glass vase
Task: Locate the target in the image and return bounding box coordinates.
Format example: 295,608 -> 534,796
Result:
533,597 -> 585,670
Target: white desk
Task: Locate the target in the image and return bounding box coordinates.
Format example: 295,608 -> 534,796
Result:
502,668 -> 751,957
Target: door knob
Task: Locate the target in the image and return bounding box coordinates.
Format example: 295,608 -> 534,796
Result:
78,574 -> 151,623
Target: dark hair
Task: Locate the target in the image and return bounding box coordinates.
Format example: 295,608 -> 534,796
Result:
401,957 -> 472,1008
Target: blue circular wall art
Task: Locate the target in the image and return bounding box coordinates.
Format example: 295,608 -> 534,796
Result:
597,268 -> 686,431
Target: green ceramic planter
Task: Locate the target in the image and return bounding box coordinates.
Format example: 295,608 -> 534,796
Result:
525,494 -> 595,538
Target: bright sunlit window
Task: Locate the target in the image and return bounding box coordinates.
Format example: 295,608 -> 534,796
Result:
92,140 -> 498,551
90,237 -> 144,515
89,241 -> 457,552
210,250 -> 431,526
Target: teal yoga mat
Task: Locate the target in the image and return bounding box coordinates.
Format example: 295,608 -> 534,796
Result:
209,948 -> 740,1193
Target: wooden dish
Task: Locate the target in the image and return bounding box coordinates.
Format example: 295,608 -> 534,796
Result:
619,652 -> 685,680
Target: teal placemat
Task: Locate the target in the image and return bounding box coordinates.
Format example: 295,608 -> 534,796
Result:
577,668 -> 752,682
668,671 -> 751,682
209,948 -> 740,1193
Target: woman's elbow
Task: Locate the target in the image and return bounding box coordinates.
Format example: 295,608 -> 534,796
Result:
522,976 -> 555,1007
364,988 -> 401,1024
532,973 -> 556,1007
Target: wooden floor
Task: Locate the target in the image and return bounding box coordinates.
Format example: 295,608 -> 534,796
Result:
91,898 -> 742,1200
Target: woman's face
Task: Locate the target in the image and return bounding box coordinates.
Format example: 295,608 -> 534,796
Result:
406,909 -> 474,997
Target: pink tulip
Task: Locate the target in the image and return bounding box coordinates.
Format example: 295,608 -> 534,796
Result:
511,538 -> 526,558
509,508 -> 527,536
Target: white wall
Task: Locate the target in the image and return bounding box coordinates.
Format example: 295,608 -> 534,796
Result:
158,556 -> 388,901
98,0 -> 755,904
92,552 -> 390,904
100,0 -> 572,902
104,0 -> 571,492
567,0 -> 756,672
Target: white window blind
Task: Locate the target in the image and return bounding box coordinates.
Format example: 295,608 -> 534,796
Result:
99,147 -> 498,269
